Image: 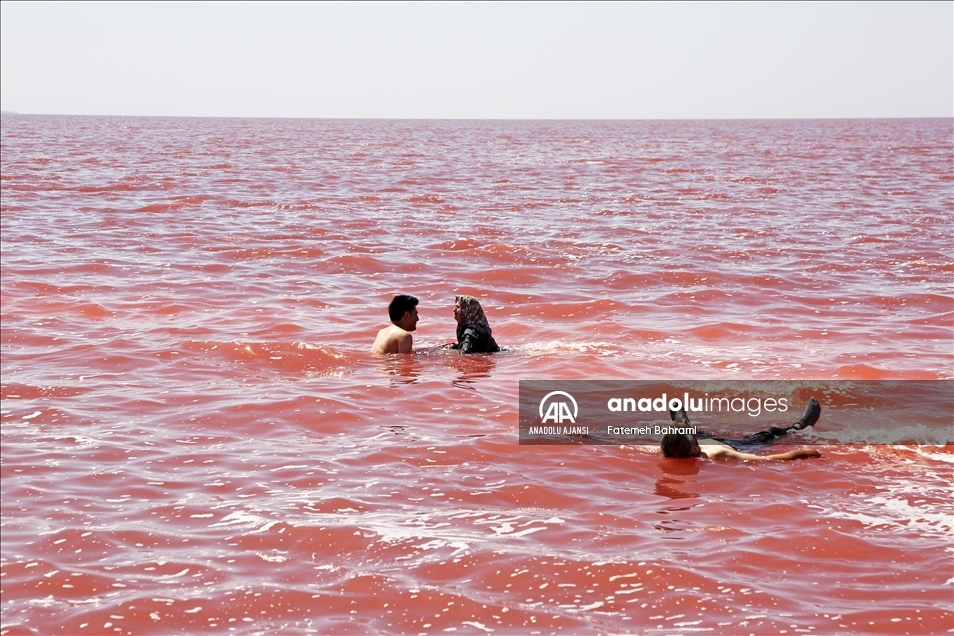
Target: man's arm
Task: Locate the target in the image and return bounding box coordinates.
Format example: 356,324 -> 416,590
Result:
395,332 -> 413,353
707,446 -> 821,461
763,449 -> 820,460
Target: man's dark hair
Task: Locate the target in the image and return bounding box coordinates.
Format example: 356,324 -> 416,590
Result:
661,433 -> 700,459
388,295 -> 419,322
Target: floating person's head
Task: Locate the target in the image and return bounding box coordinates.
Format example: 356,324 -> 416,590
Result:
454,295 -> 491,331
661,432 -> 703,459
388,294 -> 419,330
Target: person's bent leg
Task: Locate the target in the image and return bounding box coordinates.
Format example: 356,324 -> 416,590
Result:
731,398 -> 821,446
792,398 -> 821,430
733,427 -> 789,447
669,397 -> 821,449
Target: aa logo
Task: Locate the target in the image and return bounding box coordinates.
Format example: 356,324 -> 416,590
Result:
539,391 -> 578,424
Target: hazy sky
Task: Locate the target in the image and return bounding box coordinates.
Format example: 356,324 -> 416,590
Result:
2,1 -> 951,119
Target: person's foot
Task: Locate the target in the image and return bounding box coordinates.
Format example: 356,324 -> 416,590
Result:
670,405 -> 691,425
792,398 -> 821,430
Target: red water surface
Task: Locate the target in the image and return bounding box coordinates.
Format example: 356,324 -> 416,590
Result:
1,116 -> 952,635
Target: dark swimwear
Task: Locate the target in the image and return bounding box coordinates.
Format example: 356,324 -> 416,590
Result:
679,398 -> 821,450
454,324 -> 500,354
698,425 -> 801,450
453,295 -> 500,354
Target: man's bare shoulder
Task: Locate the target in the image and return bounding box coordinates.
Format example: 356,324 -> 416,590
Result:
697,439 -> 737,459
371,325 -> 413,354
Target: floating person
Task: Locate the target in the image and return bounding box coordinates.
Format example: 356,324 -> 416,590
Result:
371,294 -> 419,354
451,295 -> 500,354
661,398 -> 822,461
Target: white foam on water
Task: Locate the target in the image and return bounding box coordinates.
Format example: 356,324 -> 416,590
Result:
518,341 -> 622,357
807,424 -> 953,446
807,449 -> 954,539
914,446 -> 954,463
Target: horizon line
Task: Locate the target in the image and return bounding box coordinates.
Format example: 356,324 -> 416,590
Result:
2,112 -> 952,122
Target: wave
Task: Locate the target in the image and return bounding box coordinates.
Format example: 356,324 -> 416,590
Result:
804,426 -> 953,447
516,340 -> 624,357
181,340 -> 353,375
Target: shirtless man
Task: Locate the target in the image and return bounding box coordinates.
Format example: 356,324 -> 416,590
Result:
661,398 -> 822,461
371,295 -> 419,354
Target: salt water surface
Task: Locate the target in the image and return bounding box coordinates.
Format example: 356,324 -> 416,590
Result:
1,115 -> 952,634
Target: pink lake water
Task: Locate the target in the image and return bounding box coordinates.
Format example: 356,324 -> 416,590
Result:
1,115 -> 952,635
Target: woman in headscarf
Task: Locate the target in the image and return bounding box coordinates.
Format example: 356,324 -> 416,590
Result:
452,295 -> 500,353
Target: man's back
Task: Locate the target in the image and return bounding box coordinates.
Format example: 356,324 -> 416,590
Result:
371,324 -> 413,354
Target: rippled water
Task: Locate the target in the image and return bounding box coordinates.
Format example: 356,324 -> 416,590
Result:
2,115 -> 952,635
